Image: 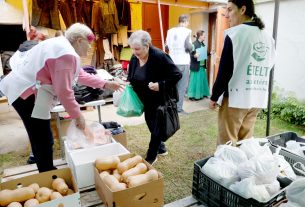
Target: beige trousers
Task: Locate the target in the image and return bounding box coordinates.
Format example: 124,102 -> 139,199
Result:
217,97 -> 261,145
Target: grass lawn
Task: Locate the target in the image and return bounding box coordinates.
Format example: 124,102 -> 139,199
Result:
1,109 -> 304,204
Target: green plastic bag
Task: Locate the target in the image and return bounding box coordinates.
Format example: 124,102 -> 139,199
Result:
117,85 -> 144,117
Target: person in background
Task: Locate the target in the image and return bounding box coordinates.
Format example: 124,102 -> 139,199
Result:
209,0 -> 276,145
127,30 -> 182,164
187,30 -> 210,101
0,23 -> 123,172
166,14 -> 192,115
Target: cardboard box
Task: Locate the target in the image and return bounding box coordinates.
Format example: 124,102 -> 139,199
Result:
0,168 -> 80,207
112,131 -> 127,148
65,142 -> 129,189
95,153 -> 164,207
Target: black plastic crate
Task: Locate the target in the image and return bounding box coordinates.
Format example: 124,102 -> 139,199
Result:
267,131 -> 305,147
192,146 -> 305,207
192,158 -> 285,207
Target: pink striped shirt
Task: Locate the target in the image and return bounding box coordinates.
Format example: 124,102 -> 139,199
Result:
20,55 -> 106,118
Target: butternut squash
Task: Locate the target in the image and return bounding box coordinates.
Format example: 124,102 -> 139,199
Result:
35,187 -> 52,203
112,169 -> 122,182
95,156 -> 120,171
7,202 -> 22,207
127,169 -> 159,188
52,178 -> 69,195
67,188 -> 75,195
50,191 -> 63,200
102,175 -> 127,192
24,198 -> 39,207
0,187 -> 35,206
122,163 -> 148,182
28,183 -> 40,194
117,155 -> 143,174
99,171 -> 110,180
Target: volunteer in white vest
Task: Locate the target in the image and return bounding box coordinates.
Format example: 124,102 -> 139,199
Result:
209,0 -> 276,145
166,14 -> 192,114
0,23 -> 123,172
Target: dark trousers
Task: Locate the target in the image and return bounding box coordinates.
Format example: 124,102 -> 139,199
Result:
12,95 -> 56,172
144,109 -> 166,160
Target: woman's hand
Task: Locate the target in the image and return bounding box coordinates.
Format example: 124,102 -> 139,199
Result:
209,100 -> 217,110
104,81 -> 124,91
75,113 -> 86,130
148,82 -> 159,91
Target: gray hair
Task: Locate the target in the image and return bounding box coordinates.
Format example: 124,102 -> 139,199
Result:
128,30 -> 152,47
65,23 -> 93,43
179,14 -> 189,23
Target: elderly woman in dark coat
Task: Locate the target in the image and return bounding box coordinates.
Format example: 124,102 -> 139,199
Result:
127,30 -> 182,164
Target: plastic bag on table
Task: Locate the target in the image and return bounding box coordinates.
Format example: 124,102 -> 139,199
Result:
66,120 -> 90,150
238,155 -> 279,184
201,157 -> 239,187
85,122 -> 112,145
117,85 -> 144,117
214,145 -> 248,164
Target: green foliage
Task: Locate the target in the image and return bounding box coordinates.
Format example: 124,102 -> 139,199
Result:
259,94 -> 305,128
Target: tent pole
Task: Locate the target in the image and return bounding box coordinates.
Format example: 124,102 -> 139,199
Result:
157,0 -> 165,51
266,0 -> 280,136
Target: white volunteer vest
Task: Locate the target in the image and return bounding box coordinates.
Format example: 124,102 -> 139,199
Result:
166,27 -> 192,65
226,24 -> 276,109
0,36 -> 80,119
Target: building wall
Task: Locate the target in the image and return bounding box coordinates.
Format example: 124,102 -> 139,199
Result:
190,12 -> 209,43
168,6 -> 190,28
256,0 -> 305,100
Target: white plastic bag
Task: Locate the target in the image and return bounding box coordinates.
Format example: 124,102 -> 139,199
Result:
229,177 -> 271,202
238,155 -> 279,184
66,121 -> 111,150
66,120 -> 90,150
264,180 -> 281,196
239,138 -> 272,159
214,145 -> 248,164
201,157 -> 239,187
113,90 -> 122,107
273,154 -> 297,180
285,178 -> 305,207
86,122 -> 112,145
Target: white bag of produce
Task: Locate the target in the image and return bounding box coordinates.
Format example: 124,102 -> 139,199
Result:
238,155 -> 279,184
201,157 -> 239,187
229,177 -> 270,202
214,145 -> 248,164
239,138 -> 272,159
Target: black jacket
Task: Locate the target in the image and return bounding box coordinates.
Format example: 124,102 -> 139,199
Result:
128,46 -> 182,110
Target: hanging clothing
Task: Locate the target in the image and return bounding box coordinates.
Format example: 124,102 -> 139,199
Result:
99,0 -> 119,34
58,0 -> 76,28
115,0 -> 131,27
32,0 -> 61,30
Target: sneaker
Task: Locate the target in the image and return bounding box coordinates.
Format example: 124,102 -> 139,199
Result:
27,155 -> 36,164
145,157 -> 158,165
158,149 -> 168,156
